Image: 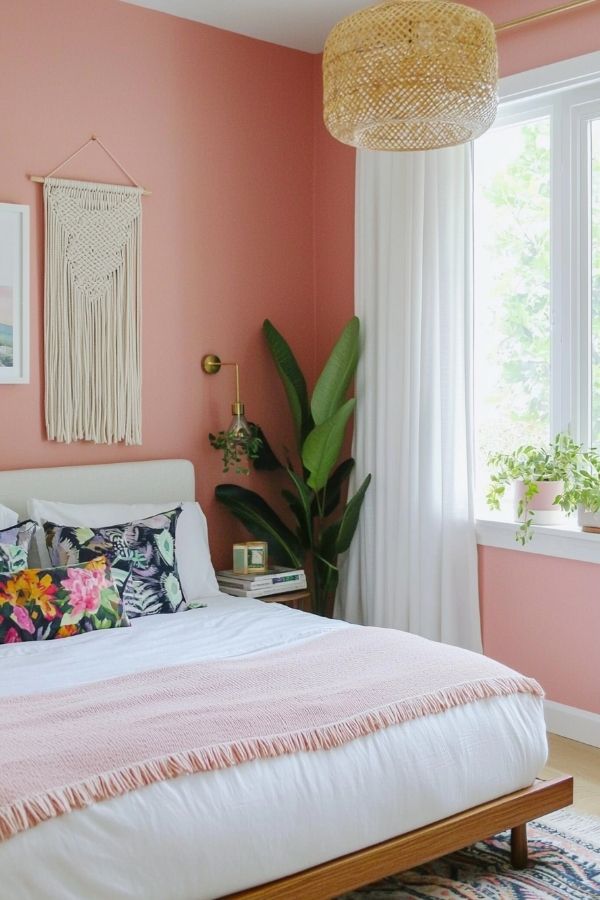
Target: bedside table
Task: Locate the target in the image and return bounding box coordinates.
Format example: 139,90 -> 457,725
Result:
260,589 -> 312,613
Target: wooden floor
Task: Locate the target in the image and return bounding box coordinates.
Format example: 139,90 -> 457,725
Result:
541,733 -> 600,816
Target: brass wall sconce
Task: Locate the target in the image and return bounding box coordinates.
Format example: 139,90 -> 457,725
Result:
201,354 -> 251,438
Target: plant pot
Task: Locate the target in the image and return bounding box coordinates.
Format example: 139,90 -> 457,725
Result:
513,479 -> 564,525
577,505 -> 600,533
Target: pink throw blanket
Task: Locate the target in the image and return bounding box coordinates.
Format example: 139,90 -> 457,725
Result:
0,627 -> 543,841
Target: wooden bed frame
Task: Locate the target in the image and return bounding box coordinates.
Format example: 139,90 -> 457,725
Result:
227,776 -> 573,899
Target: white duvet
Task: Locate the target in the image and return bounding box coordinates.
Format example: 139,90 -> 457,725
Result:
0,595 -> 547,900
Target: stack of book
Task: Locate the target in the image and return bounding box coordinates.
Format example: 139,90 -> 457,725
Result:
216,566 -> 307,598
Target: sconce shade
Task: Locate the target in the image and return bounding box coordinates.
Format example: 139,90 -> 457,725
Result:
322,0 -> 498,152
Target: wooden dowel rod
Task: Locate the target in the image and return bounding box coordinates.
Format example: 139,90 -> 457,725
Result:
28,175 -> 151,196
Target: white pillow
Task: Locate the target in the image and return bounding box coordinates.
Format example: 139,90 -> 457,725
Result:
0,504 -> 19,530
27,499 -> 219,603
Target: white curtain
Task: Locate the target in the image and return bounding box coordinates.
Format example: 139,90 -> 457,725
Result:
339,145 -> 482,653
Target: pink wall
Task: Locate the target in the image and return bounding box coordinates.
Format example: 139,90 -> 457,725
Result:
312,57 -> 356,372
477,0 -> 600,76
312,1 -> 600,713
475,0 -> 600,715
0,0 -> 315,568
479,547 -> 600,714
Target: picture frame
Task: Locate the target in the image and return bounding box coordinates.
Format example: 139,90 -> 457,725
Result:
0,203 -> 29,384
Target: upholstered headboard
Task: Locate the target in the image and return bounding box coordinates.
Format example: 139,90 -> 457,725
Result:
0,459 -> 195,520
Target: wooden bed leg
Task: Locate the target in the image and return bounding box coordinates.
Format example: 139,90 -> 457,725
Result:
511,823 -> 528,868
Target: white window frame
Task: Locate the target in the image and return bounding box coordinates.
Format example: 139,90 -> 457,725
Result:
476,51 -> 600,562
573,94 -> 600,447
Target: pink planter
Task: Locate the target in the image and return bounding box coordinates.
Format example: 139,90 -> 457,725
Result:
513,479 -> 564,525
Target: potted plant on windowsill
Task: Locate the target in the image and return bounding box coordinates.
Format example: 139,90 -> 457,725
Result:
486,434 -> 582,544
553,446 -> 600,533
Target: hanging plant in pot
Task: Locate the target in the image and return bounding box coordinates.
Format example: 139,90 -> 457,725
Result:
486,434 -> 581,544
208,426 -> 262,475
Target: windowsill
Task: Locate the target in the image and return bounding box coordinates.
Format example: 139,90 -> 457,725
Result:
476,511 -> 600,564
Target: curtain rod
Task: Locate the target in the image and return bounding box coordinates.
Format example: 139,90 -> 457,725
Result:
497,0 -> 600,33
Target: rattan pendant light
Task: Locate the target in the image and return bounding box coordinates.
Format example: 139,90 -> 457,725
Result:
323,0 -> 498,151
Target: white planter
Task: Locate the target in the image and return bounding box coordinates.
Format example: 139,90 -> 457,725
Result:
513,479 -> 564,525
577,505 -> 600,533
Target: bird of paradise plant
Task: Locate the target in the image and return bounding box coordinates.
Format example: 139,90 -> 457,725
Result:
214,316 -> 371,617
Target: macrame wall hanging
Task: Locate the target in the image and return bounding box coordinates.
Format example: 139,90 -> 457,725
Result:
31,136 -> 149,445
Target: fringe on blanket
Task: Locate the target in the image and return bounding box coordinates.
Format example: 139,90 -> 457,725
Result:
0,674 -> 542,842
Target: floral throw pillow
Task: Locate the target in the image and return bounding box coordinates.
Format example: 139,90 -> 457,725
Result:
43,509 -> 185,618
0,545 -> 28,574
0,520 -> 37,575
0,556 -> 129,644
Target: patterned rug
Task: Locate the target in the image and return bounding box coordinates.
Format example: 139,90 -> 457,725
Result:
340,811 -> 600,898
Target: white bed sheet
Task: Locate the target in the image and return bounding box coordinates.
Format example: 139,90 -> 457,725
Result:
0,595 -> 548,900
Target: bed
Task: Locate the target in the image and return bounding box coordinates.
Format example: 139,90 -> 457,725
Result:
0,460 -> 572,900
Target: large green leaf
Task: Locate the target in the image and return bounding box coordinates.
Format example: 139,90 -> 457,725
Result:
316,522 -> 339,568
310,317 -> 360,426
285,468 -> 314,547
250,424 -> 282,471
313,523 -> 340,617
317,458 -> 355,518
318,474 -> 372,569
281,489 -> 311,548
263,319 -> 311,447
301,399 -> 356,492
215,484 -> 303,567
335,474 -> 372,554
312,554 -> 339,617
313,472 -> 371,612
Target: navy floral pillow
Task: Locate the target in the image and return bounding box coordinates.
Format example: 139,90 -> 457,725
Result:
0,545 -> 28,574
0,520 -> 37,574
43,509 -> 185,618
0,519 -> 36,548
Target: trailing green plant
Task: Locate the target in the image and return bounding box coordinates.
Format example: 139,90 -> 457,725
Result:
215,316 -> 371,617
208,425 -> 262,475
555,446 -> 600,515
486,433 -> 583,544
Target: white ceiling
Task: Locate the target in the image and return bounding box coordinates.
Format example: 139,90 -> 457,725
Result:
121,0 -> 369,53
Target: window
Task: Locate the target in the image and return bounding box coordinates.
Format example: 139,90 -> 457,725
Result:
474,57 -> 600,500
474,116 -> 551,481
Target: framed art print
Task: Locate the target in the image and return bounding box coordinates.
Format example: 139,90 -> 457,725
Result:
0,203 -> 29,384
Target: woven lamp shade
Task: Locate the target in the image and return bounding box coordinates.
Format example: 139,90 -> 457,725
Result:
323,0 -> 498,151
